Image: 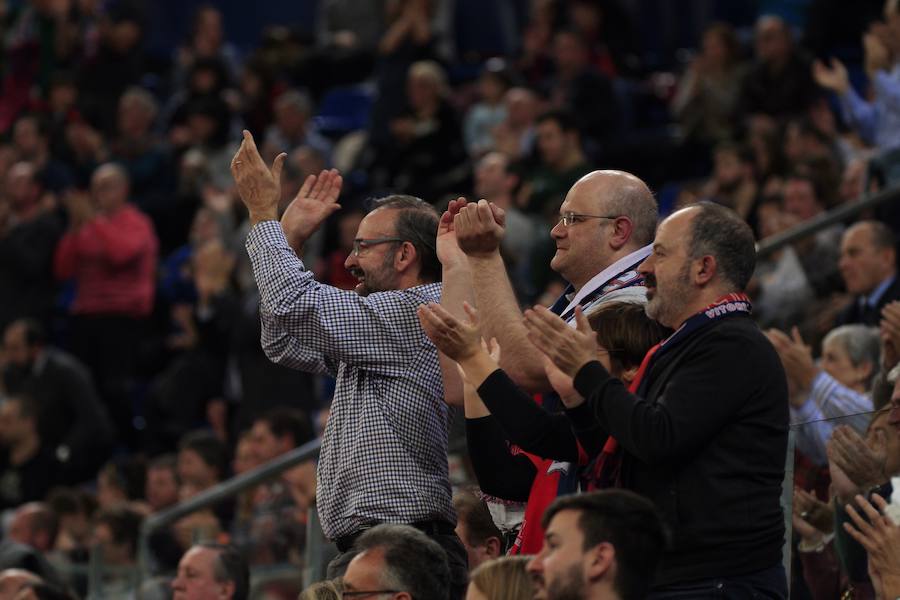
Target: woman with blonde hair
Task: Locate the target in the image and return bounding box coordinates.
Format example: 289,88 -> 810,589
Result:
298,578 -> 342,600
466,556 -> 534,600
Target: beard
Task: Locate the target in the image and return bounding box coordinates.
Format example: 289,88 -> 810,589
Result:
545,563 -> 588,600
644,259 -> 693,328
348,252 -> 397,296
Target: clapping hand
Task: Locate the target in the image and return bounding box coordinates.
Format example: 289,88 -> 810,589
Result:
436,197 -> 469,268
418,302 -> 483,362
281,168 -> 343,252
844,494 -> 900,600
230,130 -> 285,224
454,199 -> 506,257
827,425 -> 888,503
812,58 -> 850,94
524,305 -> 598,378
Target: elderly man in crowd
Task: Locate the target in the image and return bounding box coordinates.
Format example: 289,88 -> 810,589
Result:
172,543 -> 249,600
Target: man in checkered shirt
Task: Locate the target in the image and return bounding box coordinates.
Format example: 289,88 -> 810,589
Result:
230,132 -> 467,598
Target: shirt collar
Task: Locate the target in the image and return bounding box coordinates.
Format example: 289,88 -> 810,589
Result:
866,274 -> 896,307
559,244 -> 652,318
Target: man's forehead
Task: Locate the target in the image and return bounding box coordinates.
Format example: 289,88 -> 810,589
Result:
359,208 -> 397,233
182,547 -> 217,569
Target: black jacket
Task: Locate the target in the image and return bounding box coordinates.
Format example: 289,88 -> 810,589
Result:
567,314 -> 788,587
835,276 -> 900,327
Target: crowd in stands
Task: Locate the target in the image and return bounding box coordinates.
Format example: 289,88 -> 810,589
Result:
0,0 -> 899,598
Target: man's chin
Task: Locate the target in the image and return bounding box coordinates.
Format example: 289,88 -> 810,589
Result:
354,282 -> 369,296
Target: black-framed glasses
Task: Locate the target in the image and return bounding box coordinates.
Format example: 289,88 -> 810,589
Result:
352,237 -> 405,256
341,591 -> 400,598
558,212 -> 621,227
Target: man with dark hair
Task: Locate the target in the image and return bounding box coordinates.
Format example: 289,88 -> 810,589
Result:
836,220 -> 899,326
0,396 -> 56,509
145,454 -> 180,513
342,524 -> 450,600
91,506 -> 143,567
171,543 -> 249,600
527,490 -> 668,600
527,202 -> 789,597
2,318 -> 114,484
231,134 -> 466,597
452,491 -> 502,570
177,430 -> 227,492
7,504 -> 58,554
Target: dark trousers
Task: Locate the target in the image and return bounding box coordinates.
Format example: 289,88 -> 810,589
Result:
326,531 -> 468,600
646,564 -> 788,600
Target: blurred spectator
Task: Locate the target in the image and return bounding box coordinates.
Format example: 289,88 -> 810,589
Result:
492,87 -> 540,161
463,59 -> 513,157
467,556 -> 533,600
14,581 -> 79,600
341,524 -> 450,600
836,220 -> 899,326
145,455 -> 180,514
452,491 -> 502,571
7,504 -> 57,555
53,163 -> 158,441
768,324 -> 879,465
519,109 -> 592,217
96,458 -> 146,511
369,60 -> 468,200
262,91 -> 331,165
0,570 -> 40,600
234,60 -> 275,142
0,396 -> 56,510
46,489 -> 95,555
542,29 -> 620,143
171,543 -> 249,600
672,23 -> 745,147
11,116 -> 73,195
309,0 -> 385,93
740,15 -> 818,120
173,5 -> 240,92
567,0 -> 639,77
701,142 -> 758,220
90,505 -> 142,596
813,3 -> 900,153
177,431 -> 227,494
3,318 -> 114,481
299,579 -> 342,600
0,162 -> 64,333
526,490 -> 668,600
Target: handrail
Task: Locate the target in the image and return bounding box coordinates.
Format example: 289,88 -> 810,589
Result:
755,183 -> 900,259
137,437 -> 322,586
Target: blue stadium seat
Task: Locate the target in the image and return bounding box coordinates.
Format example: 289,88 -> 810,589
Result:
313,85 -> 375,137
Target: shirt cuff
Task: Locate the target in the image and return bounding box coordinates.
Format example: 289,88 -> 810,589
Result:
245,220 -> 294,256
573,360 -> 611,399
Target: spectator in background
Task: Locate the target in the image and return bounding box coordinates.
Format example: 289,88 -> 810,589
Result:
370,60 -> 468,201
7,504 -> 58,556
519,110 -> 592,218
813,1 -> 900,153
0,162 -> 64,333
53,163 -> 158,442
526,490 -> 668,600
262,91 -> 332,164
145,455 -> 181,514
493,87 -> 540,161
452,491 -> 502,571
171,543 -> 249,600
740,15 -> 818,120
2,319 -> 114,484
0,396 -> 56,510
672,22 -> 745,148
464,59 -> 513,158
0,570 -> 41,600
767,324 -> 879,465
701,142 -> 758,220
11,116 -> 73,195
96,458 -> 146,511
467,556 -> 534,600
836,220 -> 899,326
341,525 -> 450,600
46,489 -> 96,554
90,506 -> 142,596
177,431 -> 227,495
173,5 -> 241,92
313,0 -> 384,90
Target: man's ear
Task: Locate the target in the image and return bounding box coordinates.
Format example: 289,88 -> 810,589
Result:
694,255 -> 717,286
485,535 -> 502,559
608,218 -> 635,251
584,541 -> 616,583
395,241 -> 419,273
219,580 -> 235,599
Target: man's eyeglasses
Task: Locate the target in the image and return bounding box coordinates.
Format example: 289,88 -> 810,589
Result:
558,212 -> 621,227
341,591 -> 400,598
352,237 -> 405,256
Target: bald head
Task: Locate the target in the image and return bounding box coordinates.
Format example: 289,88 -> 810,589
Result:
573,170 -> 658,248
8,503 -> 58,553
5,162 -> 39,210
755,15 -> 792,63
90,163 -> 130,213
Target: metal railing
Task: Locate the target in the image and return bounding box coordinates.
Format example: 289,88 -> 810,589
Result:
137,437 -> 322,582
756,183 -> 900,260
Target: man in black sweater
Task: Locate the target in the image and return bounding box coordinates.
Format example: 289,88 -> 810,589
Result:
525,202 -> 789,598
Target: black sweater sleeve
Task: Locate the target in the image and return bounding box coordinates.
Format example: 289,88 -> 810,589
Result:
466,416 -> 535,502
476,369 -> 579,462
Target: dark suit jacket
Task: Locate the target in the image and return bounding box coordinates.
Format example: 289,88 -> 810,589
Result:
835,276 -> 900,327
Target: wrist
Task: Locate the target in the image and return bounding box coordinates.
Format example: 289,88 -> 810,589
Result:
462,248 -> 502,262
250,208 -> 279,225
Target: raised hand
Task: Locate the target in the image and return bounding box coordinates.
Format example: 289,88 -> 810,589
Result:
843,493 -> 900,598
231,130 -> 285,224
542,355 -> 584,408
524,306 -> 598,378
281,168 -> 343,252
417,302 -> 483,362
793,487 -> 834,539
436,197 -> 469,268
827,425 -> 888,503
454,199 -> 505,257
812,58 -> 850,94
765,327 -> 818,401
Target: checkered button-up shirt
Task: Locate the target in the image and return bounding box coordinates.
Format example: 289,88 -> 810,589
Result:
246,222 -> 454,540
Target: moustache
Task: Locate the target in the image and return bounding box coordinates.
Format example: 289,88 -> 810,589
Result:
348,267 -> 365,279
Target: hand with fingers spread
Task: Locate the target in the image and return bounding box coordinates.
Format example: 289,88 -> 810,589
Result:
793,487 -> 834,543
812,58 -> 850,94
281,168 -> 343,252
765,327 -> 817,401
230,130 -> 285,224
417,302 -> 483,362
454,199 -> 505,257
542,355 -> 584,408
436,197 -> 469,268
843,494 -> 900,599
827,425 -> 888,503
523,305 -> 598,379
881,301 -> 900,370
